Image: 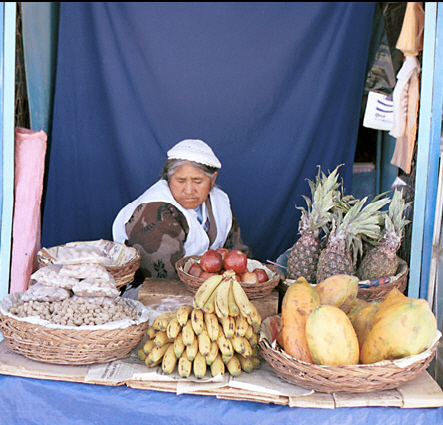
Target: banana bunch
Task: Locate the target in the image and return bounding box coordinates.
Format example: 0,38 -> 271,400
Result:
138,271 -> 262,379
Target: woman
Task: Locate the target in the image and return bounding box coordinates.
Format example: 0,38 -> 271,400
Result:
112,139 -> 251,284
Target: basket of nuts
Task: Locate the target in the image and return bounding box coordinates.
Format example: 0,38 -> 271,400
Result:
0,291 -> 150,365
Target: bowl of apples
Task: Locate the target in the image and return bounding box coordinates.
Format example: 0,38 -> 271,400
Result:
175,248 -> 282,299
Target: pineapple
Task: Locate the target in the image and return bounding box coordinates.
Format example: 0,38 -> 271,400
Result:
286,166 -> 341,283
316,195 -> 390,284
357,189 -> 410,281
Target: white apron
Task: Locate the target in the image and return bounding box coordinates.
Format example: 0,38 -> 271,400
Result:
112,180 -> 233,256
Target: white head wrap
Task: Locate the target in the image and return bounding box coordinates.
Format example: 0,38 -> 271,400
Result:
167,139 -> 222,169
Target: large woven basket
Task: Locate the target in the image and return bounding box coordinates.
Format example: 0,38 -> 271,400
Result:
278,257 -> 409,302
176,255 -> 282,299
259,315 -> 440,394
357,257 -> 409,301
0,292 -> 149,365
37,239 -> 140,289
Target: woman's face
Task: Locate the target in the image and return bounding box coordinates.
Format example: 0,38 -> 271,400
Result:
169,162 -> 217,210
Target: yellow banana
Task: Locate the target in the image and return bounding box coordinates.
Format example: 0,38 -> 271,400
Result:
146,326 -> 157,340
244,324 -> 254,340
232,279 -> 254,317
205,341 -> 219,365
202,289 -> 217,314
182,319 -> 195,347
214,295 -> 224,319
214,277 -> 231,319
173,331 -> 186,358
237,353 -> 254,373
242,338 -> 253,358
143,338 -> 156,354
152,312 -> 176,331
246,330 -> 258,349
176,304 -> 193,327
193,274 -> 224,309
221,353 -> 234,364
178,352 -> 192,378
145,342 -> 173,367
234,313 -> 249,337
186,336 -> 199,361
217,329 -> 234,358
193,351 -> 207,379
228,283 -> 240,317
210,353 -> 225,377
162,343 -> 178,374
191,308 -> 204,335
251,345 -> 260,358
198,329 -> 212,357
166,317 -> 182,339
204,312 -> 220,342
231,335 -> 248,356
220,315 -> 235,339
226,354 -> 242,377
137,348 -> 147,362
154,330 -> 172,347
246,302 -> 262,328
251,355 -> 261,370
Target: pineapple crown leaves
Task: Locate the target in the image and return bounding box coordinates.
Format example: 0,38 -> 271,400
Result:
329,195 -> 391,264
388,189 -> 411,234
380,189 -> 411,244
295,165 -> 342,237
332,185 -> 359,215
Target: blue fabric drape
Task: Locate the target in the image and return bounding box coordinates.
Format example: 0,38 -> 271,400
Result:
1,374 -> 442,425
42,2 -> 375,262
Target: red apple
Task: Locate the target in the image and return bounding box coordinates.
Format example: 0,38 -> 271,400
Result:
200,249 -> 223,273
224,250 -> 247,275
188,263 -> 203,277
215,247 -> 229,263
253,268 -> 268,283
200,271 -> 219,279
240,271 -> 260,284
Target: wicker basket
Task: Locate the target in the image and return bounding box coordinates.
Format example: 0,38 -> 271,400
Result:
357,257 -> 409,301
176,255 -> 282,299
37,239 -> 140,289
0,292 -> 149,365
278,257 -> 409,302
259,315 -> 440,394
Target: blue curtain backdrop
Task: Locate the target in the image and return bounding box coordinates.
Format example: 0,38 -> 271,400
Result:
42,2 -> 375,263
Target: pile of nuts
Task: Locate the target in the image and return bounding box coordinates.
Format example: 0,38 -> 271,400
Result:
9,297 -> 138,327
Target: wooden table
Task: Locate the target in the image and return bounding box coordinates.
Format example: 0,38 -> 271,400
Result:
138,278 -> 279,319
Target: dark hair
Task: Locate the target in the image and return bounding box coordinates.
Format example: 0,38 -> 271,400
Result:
161,159 -> 218,182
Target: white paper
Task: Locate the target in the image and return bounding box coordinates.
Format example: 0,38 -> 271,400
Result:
363,91 -> 394,131
229,361 -> 313,397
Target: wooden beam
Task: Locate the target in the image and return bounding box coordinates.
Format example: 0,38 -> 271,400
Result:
409,2 -> 443,299
0,3 -> 17,299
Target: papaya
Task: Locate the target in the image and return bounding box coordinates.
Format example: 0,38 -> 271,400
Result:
305,304 -> 359,366
346,298 -> 369,326
280,277 -> 320,363
360,289 -> 437,364
352,300 -> 380,349
314,274 -> 359,313
371,288 -> 408,317
276,329 -> 284,348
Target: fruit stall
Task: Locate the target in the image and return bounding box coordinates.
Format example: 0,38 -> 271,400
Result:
1,3 -> 443,425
